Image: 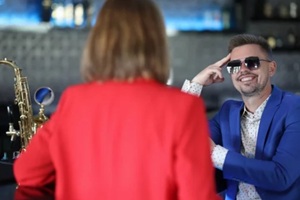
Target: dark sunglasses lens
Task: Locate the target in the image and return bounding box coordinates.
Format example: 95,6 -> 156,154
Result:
227,60 -> 241,74
245,57 -> 260,70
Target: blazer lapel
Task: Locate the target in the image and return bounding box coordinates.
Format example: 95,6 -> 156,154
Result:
255,86 -> 282,159
229,103 -> 244,152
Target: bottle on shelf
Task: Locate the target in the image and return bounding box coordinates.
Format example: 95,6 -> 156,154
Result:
266,35 -> 277,49
73,0 -> 90,28
286,29 -> 297,49
220,2 -> 232,30
289,1 -> 298,19
277,2 -> 290,19
41,0 -> 53,22
64,0 -> 74,27
51,0 -> 66,27
263,2 -> 274,19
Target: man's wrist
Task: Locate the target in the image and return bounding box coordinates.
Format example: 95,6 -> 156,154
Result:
181,79 -> 203,97
211,145 -> 228,170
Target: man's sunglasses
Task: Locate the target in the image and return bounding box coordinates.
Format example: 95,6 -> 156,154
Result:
226,56 -> 271,74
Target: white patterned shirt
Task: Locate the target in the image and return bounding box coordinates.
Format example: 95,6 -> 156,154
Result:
235,98 -> 269,200
181,79 -> 270,200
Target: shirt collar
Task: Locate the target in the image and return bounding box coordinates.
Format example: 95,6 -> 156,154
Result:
242,95 -> 271,119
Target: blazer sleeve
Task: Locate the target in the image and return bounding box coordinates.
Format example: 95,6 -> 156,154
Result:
223,101 -> 300,191
13,119 -> 56,187
175,96 -> 221,200
13,90 -> 69,187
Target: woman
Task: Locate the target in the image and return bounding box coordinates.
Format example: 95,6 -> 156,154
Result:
14,0 -> 220,199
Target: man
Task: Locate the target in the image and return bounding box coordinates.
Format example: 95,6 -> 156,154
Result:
182,34 -> 300,200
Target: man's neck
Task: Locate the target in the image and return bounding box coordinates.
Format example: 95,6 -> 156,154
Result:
242,86 -> 272,113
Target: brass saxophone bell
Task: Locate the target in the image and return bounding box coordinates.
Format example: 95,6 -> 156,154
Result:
33,87 -> 54,129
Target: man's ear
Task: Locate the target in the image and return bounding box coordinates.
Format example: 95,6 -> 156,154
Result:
269,61 -> 277,77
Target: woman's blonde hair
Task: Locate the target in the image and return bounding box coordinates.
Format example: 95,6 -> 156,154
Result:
81,0 -> 169,83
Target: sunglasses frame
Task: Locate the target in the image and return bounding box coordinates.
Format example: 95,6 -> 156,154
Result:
226,56 -> 271,74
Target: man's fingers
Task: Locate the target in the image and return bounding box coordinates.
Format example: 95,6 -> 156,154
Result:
214,78 -> 225,83
214,54 -> 231,68
211,68 -> 223,79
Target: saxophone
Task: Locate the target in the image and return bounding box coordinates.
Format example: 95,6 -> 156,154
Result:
0,58 -> 50,153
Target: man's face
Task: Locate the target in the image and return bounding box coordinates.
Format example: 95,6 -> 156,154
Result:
229,44 -> 276,97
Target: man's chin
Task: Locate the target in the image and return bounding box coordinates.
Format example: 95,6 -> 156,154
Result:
239,85 -> 258,97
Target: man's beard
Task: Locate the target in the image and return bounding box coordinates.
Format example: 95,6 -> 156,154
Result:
240,84 -> 262,97
239,80 -> 267,97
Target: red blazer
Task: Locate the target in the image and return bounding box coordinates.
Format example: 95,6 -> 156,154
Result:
14,79 -> 220,200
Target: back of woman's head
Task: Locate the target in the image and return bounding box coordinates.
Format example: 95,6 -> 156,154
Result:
81,0 -> 169,83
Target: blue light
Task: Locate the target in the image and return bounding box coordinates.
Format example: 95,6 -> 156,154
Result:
0,0 -> 227,32
159,2 -> 224,32
165,17 -> 223,31
0,0 -> 41,27
0,14 -> 40,26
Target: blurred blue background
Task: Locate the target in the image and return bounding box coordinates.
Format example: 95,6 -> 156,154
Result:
0,0 -> 240,32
